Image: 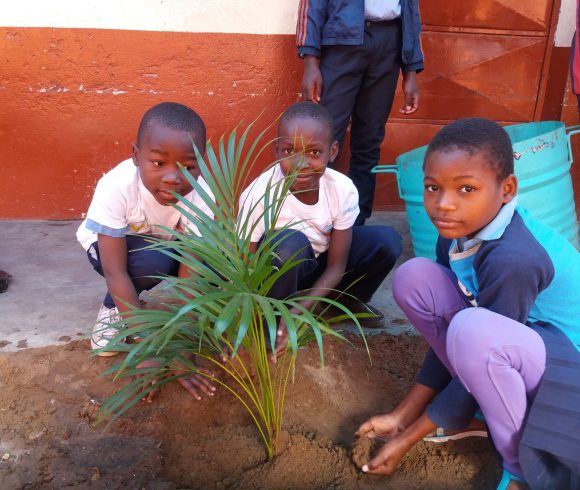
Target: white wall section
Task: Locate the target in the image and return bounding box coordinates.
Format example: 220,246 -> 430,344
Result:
1,0 -> 299,34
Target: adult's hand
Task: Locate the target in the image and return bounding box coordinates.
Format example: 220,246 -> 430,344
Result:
301,55 -> 323,102
399,71 -> 419,115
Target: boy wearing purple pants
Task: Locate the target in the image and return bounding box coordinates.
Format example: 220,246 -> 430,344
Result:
357,118 -> 580,490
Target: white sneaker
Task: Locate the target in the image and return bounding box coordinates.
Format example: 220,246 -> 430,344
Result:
91,304 -> 123,356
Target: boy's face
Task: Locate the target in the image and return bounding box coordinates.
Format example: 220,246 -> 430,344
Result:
423,148 -> 517,239
132,121 -> 205,205
275,116 -> 339,194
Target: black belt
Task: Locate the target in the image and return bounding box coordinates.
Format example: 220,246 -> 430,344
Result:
364,17 -> 401,27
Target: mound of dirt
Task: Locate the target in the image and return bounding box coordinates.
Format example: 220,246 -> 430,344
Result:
0,334 -> 500,489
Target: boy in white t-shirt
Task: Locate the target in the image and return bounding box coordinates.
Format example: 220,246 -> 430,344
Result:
76,102 -> 216,400
240,101 -> 402,353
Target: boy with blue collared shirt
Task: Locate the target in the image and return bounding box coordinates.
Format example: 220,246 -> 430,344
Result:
297,0 -> 423,225
357,118 -> 580,489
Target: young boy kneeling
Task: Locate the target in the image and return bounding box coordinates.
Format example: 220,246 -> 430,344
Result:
239,101 -> 402,352
77,102 -> 216,399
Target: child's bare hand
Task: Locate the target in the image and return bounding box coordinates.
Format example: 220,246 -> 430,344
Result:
176,372 -> 216,400
361,433 -> 413,475
355,413 -> 405,440
271,320 -> 289,360
172,353 -> 217,401
135,358 -> 163,403
135,355 -> 217,403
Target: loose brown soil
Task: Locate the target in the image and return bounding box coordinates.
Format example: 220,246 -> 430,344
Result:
0,333 -> 500,489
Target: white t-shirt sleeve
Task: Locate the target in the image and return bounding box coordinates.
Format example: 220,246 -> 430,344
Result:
333,180 -> 359,230
85,176 -> 129,237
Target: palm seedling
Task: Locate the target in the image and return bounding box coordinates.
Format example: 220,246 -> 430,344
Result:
97,120 -> 369,459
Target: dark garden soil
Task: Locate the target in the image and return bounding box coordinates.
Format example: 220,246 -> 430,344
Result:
0,333 -> 500,489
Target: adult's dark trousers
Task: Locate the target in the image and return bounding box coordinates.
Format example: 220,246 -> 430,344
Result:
86,234 -> 179,309
267,225 -> 402,302
320,19 -> 402,225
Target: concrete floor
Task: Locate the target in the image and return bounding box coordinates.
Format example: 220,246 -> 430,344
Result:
0,212 -> 416,353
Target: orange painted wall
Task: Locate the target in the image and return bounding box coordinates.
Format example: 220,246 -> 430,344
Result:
0,2 -> 571,219
1,28 -> 303,219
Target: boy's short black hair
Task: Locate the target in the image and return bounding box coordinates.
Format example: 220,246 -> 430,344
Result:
137,102 -> 206,147
279,101 -> 335,144
425,117 -> 514,180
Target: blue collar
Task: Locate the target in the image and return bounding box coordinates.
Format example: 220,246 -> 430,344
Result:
456,198 -> 517,252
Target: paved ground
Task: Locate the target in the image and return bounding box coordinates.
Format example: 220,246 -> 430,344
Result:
0,212 -> 416,353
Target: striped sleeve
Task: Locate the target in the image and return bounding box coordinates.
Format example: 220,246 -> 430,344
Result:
296,0 -> 327,58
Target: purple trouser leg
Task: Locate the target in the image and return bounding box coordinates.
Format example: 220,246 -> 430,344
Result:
392,257 -> 469,373
448,307 -> 546,478
392,258 -> 547,478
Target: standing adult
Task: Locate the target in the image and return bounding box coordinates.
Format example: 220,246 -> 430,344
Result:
297,0 -> 424,225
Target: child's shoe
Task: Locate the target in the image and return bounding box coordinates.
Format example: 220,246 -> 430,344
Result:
91,304 -> 123,356
422,426 -> 488,443
423,416 -> 488,443
352,302 -> 385,329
